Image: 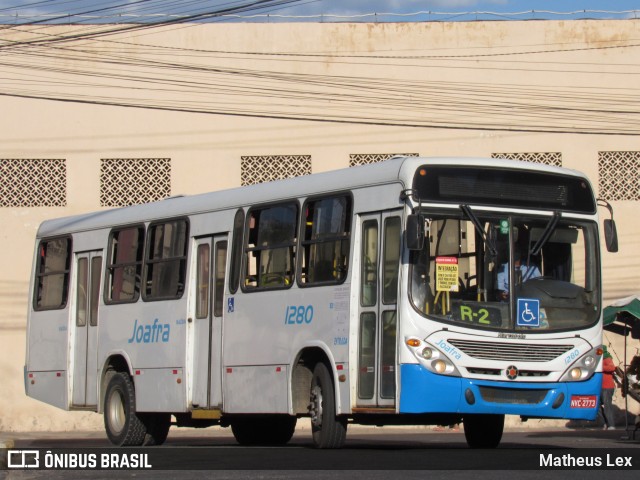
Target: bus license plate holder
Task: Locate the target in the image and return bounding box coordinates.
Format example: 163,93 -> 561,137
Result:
569,395 -> 597,409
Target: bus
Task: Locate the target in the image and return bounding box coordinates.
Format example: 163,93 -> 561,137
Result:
24,156 -> 618,448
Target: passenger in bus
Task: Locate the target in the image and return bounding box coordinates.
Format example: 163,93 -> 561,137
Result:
497,249 -> 541,300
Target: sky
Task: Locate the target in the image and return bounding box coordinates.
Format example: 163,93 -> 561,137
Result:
1,0 -> 640,23
282,0 -> 640,19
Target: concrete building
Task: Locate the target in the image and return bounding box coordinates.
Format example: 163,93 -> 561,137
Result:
1,19 -> 639,431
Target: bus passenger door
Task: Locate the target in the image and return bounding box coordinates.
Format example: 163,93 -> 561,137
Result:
192,235 -> 228,409
72,250 -> 102,407
357,212 -> 401,408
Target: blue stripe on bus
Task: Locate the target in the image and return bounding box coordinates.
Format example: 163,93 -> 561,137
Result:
399,363 -> 601,420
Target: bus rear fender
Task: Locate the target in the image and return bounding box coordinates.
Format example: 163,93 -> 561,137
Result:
98,353 -> 133,414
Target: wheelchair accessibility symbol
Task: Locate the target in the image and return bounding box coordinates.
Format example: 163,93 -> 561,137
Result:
517,298 -> 540,327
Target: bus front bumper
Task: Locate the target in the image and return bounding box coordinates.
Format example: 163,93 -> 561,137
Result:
399,364 -> 601,420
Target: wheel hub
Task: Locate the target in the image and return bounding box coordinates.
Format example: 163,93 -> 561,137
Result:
309,385 -> 323,428
107,390 -> 126,434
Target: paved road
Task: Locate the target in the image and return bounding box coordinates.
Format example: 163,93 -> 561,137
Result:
4,424 -> 639,449
2,426 -> 640,479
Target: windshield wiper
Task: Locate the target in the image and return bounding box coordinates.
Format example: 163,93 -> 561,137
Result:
460,205 -> 497,257
529,211 -> 561,256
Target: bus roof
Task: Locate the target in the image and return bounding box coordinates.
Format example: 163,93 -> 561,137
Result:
36,156 -> 590,238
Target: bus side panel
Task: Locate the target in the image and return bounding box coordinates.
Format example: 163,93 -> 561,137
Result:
134,368 -> 186,412
26,370 -> 68,410
26,310 -> 69,371
98,302 -> 189,412
223,287 -> 350,413
25,309 -> 70,409
224,365 -> 289,413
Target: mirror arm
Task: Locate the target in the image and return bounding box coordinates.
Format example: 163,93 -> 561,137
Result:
597,198 -> 614,220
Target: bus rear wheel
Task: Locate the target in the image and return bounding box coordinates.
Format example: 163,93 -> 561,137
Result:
104,372 -> 147,446
231,415 -> 297,446
309,362 -> 347,449
463,413 -> 504,448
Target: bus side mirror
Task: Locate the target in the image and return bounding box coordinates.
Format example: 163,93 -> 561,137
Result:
604,219 -> 618,253
406,214 -> 425,251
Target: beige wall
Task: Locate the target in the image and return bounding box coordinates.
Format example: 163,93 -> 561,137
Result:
1,20 -> 639,431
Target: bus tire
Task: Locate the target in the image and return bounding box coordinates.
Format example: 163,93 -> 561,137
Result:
231,416 -> 297,446
309,362 -> 347,449
463,413 -> 504,448
269,415 -> 297,445
104,372 -> 147,446
141,413 -> 171,446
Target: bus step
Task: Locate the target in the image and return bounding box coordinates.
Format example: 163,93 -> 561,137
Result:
191,409 -> 222,420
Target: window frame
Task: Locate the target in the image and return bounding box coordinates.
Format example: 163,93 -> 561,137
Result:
382,216 -> 401,305
195,242 -> 210,319
229,209 -> 245,294
297,193 -> 353,288
104,224 -> 145,305
213,240 -> 228,317
33,235 -> 72,311
142,217 -> 190,302
241,201 -> 299,292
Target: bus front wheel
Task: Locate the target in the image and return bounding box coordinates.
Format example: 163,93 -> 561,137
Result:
309,362 -> 347,449
463,413 -> 504,448
104,372 -> 147,446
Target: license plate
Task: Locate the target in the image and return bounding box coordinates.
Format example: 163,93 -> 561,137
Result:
570,395 -> 597,409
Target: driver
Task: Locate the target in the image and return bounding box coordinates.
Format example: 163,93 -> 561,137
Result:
497,249 -> 541,300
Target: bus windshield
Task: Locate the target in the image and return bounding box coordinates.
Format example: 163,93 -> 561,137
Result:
409,211 -> 600,333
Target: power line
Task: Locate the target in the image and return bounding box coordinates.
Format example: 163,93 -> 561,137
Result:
0,0 -> 305,49
1,9 -> 640,135
1,8 -> 640,22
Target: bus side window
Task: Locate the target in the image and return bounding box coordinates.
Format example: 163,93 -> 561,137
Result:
229,209 -> 244,294
299,195 -> 352,286
243,203 -> 298,290
34,236 -> 72,310
106,225 -> 144,304
143,219 -> 189,301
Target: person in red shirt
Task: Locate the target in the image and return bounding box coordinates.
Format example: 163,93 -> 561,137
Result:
600,345 -> 617,430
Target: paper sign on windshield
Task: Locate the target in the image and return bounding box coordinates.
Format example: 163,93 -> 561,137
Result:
436,256 -> 459,292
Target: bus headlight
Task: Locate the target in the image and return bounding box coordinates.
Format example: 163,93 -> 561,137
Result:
560,346 -> 601,382
420,347 -> 433,360
405,337 -> 461,377
433,360 -> 447,374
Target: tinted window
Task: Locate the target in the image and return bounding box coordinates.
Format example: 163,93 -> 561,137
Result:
244,203 -> 298,290
106,226 -> 144,303
34,237 -> 71,310
144,219 -> 189,300
229,209 -> 244,294
299,195 -> 352,286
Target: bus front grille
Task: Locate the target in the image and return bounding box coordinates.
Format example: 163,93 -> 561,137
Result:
448,339 -> 574,362
466,367 -> 550,378
478,386 -> 548,404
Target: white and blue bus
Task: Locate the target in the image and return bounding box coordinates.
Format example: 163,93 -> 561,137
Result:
25,156 -> 617,448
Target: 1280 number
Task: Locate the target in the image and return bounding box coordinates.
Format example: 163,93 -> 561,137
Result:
284,305 -> 314,325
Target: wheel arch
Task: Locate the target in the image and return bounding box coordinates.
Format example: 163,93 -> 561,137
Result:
291,345 -> 342,415
98,352 -> 133,414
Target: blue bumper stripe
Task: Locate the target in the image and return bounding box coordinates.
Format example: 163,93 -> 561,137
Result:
399,364 -> 600,420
